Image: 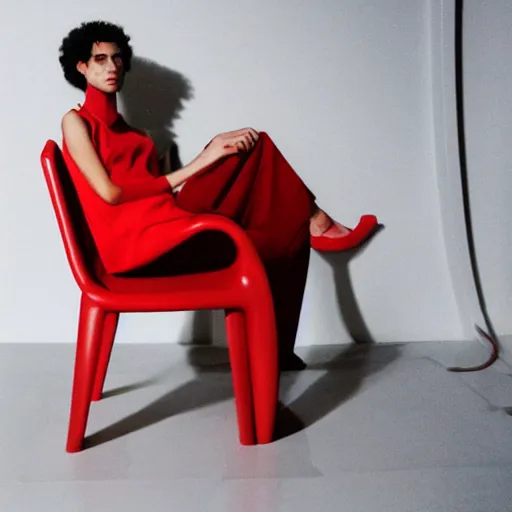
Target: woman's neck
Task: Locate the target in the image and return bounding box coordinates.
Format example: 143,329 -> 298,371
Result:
82,85 -> 119,127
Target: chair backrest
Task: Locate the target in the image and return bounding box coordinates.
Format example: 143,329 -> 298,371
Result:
40,140 -> 105,291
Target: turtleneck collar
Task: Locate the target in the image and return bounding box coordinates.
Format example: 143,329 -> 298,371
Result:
82,85 -> 119,127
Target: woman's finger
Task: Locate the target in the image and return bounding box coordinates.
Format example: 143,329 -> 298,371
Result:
244,134 -> 253,150
249,128 -> 259,141
247,130 -> 258,144
228,127 -> 257,139
231,136 -> 246,151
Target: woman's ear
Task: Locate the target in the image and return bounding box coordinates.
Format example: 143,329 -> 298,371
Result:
76,61 -> 87,76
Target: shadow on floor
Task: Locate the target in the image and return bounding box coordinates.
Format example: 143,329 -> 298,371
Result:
275,342 -> 402,439
87,226 -> 394,447
87,342 -> 401,448
275,224 -> 395,437
84,368 -> 233,449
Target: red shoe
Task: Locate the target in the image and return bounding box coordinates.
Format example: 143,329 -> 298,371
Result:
310,214 -> 378,252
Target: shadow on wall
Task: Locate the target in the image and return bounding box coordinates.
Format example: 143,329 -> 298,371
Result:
120,55 -> 194,165
319,225 -> 385,344
120,56 -> 215,345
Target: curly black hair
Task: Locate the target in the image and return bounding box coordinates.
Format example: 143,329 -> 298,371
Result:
59,21 -> 133,91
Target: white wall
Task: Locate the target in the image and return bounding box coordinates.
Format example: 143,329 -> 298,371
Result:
463,0 -> 512,360
0,0 -> 465,345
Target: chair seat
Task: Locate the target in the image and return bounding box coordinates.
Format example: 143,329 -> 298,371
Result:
101,266 -> 239,295
96,266 -> 246,312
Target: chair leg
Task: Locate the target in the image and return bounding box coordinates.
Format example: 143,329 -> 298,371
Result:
66,294 -> 106,453
225,309 -> 256,445
245,303 -> 279,444
91,312 -> 119,402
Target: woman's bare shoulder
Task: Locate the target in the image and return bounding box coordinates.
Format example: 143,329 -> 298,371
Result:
61,108 -> 91,137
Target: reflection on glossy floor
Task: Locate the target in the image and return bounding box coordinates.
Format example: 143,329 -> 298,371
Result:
0,341 -> 511,511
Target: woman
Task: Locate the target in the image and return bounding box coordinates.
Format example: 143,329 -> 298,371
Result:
59,21 -> 378,370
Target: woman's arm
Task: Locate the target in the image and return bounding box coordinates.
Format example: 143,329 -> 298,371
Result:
62,111 -> 171,205
157,144 -> 204,191
163,152 -> 211,190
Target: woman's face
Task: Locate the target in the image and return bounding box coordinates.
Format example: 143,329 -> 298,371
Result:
77,41 -> 125,93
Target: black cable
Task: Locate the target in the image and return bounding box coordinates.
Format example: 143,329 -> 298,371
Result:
447,0 -> 499,372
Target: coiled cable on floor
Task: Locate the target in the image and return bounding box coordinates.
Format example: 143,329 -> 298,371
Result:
447,325 -> 499,372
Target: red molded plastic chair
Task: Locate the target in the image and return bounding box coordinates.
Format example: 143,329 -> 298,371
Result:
40,140 -> 278,452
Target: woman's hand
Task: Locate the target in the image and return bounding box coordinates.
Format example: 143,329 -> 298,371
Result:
200,128 -> 259,166
164,128 -> 260,191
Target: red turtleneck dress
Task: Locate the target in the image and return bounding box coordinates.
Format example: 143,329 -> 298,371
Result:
62,85 -> 313,359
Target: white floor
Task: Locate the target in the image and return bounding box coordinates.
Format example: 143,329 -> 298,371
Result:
1,341 -> 512,511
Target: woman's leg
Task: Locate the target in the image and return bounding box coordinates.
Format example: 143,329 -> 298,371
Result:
175,132 -> 315,261
265,241 -> 311,370
174,133 -> 313,368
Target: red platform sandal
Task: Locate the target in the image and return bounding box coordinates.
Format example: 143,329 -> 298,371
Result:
310,214 -> 378,252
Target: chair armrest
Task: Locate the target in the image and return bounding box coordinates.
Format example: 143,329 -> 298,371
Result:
164,213 -> 263,272
91,214 -> 270,310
